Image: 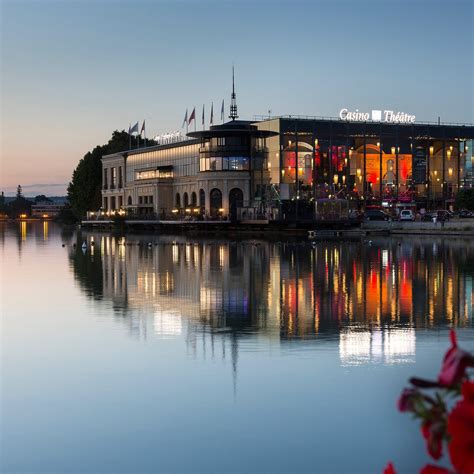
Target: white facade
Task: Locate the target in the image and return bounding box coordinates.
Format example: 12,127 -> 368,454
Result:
101,139 -> 251,218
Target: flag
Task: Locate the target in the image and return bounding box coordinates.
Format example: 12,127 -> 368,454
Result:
220,99 -> 224,121
129,122 -> 139,135
210,102 -> 214,125
182,109 -> 188,128
140,120 -> 146,137
188,107 -> 195,125
202,104 -> 205,126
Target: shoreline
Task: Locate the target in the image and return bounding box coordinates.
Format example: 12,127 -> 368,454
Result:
78,218 -> 474,237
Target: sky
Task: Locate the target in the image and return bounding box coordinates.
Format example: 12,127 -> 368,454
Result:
1,0 -> 473,196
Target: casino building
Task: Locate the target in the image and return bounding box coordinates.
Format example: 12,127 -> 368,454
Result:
101,82 -> 474,221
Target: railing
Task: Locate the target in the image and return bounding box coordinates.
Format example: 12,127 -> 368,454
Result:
253,114 -> 474,127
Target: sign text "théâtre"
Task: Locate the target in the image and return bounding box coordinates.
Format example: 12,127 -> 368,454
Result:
339,108 -> 416,124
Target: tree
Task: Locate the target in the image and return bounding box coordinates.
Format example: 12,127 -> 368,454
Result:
34,194 -> 51,203
8,184 -> 31,217
67,130 -> 156,219
455,188 -> 474,211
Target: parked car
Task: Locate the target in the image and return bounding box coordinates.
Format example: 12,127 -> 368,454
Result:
423,210 -> 451,222
459,210 -> 474,218
365,210 -> 392,221
399,210 -> 415,221
349,209 -> 361,220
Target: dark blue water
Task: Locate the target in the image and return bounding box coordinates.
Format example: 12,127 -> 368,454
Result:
1,222 -> 473,473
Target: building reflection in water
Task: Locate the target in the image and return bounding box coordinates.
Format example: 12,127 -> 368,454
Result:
71,233 -> 474,376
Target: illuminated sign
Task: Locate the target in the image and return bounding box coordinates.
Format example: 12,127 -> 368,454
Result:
339,108 -> 416,124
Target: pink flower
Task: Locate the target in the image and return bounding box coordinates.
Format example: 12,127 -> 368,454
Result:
383,462 -> 396,474
397,388 -> 419,412
438,330 -> 474,387
421,420 -> 444,460
447,381 -> 474,474
419,465 -> 452,474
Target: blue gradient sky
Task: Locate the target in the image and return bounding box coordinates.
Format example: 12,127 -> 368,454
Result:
1,0 -> 473,195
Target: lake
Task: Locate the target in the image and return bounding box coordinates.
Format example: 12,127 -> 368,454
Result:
1,222 -> 473,473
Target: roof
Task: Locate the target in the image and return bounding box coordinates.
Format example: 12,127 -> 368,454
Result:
187,120 -> 278,139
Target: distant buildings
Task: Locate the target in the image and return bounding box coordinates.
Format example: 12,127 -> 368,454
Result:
30,199 -> 67,218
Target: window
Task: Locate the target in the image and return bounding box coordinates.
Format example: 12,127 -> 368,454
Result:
103,168 -> 108,189
149,195 -> 153,204
118,196 -> 123,208
228,157 -> 249,171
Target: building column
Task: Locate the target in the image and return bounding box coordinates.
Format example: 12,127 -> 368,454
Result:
442,140 -> 446,206
395,126 -> 399,200
379,125 -> 383,198
363,137 -> 367,201
223,180 -> 229,214
295,122 -> 299,221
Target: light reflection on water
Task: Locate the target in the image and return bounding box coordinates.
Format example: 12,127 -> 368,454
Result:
1,222 -> 473,474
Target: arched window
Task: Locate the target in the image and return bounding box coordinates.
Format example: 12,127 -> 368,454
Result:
191,192 -> 197,206
210,188 -> 222,216
229,188 -> 243,208
199,189 -> 205,208
127,196 -> 132,206
176,193 -> 181,208
229,188 -> 243,221
183,192 -> 189,207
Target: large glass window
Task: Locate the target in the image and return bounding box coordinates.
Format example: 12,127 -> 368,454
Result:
199,156 -> 249,171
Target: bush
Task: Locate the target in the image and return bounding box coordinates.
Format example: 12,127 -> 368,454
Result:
455,188 -> 474,211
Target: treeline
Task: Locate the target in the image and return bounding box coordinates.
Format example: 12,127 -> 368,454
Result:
0,186 -> 51,217
67,130 -> 155,219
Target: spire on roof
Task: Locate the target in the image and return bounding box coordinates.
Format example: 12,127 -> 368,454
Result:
229,66 -> 238,121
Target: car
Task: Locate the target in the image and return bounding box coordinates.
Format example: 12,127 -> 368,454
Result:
459,210 -> 474,218
399,210 -> 415,221
365,210 -> 392,221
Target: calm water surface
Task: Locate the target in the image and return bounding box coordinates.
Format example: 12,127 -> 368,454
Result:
1,222 -> 473,473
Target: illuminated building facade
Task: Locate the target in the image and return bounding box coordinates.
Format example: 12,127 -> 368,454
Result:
101,111 -> 474,219
256,117 -> 474,215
